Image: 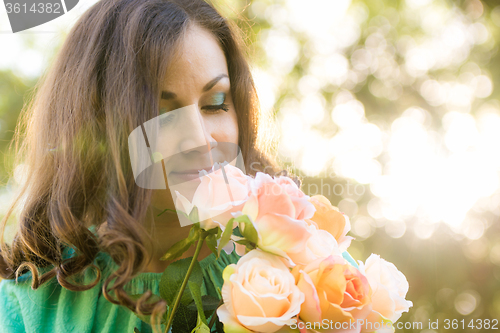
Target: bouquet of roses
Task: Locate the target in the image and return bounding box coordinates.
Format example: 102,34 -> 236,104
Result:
133,162 -> 412,333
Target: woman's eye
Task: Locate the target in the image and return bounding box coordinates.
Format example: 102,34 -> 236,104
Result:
201,92 -> 229,113
202,104 -> 229,113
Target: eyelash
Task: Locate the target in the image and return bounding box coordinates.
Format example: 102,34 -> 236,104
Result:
158,103 -> 229,127
201,103 -> 230,113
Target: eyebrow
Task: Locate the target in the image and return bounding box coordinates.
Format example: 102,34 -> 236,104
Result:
161,74 -> 229,100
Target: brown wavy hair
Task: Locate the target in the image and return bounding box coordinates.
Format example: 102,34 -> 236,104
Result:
0,0 -> 301,331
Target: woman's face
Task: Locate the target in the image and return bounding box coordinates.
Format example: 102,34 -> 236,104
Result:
149,24 -> 239,215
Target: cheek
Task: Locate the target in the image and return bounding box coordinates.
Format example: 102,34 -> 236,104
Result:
227,110 -> 239,144
212,111 -> 239,144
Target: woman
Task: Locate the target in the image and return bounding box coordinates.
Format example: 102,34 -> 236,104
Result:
0,0 -> 298,332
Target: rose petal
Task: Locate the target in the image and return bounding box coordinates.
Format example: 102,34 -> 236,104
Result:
256,213 -> 311,254
217,305 -> 253,333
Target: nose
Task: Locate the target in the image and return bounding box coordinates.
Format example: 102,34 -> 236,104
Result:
179,107 -> 217,155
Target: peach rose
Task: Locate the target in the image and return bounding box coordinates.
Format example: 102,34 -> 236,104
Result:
306,195 -> 353,251
357,254 -> 412,331
175,162 -> 250,230
239,173 -> 315,262
292,255 -> 372,332
217,250 -> 305,332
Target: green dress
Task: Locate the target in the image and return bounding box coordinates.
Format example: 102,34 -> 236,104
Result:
0,236 -> 358,333
0,246 -> 240,333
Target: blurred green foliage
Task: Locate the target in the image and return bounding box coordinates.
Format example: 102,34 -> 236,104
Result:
232,0 -> 500,331
0,71 -> 35,184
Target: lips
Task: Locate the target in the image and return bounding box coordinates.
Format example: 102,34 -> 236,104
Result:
168,166 -> 214,183
170,166 -> 214,174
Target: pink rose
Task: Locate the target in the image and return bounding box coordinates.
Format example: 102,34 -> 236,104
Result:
175,162 -> 250,230
248,173 -> 316,221
273,176 -> 316,220
239,172 -> 315,262
358,254 -> 412,332
217,250 -> 305,332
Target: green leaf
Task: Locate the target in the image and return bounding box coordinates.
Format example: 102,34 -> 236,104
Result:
205,226 -> 220,235
234,239 -> 253,246
159,237 -> 194,262
134,327 -> 141,333
172,303 -> 198,333
202,295 -> 222,311
189,206 -> 199,223
187,295 -> 221,314
231,238 -> 254,255
189,223 -> 201,237
234,215 -> 259,244
203,295 -> 223,332
160,225 -> 200,261
233,215 -> 246,223
188,280 -> 207,325
217,218 -> 234,257
159,257 -> 204,306
205,234 -> 218,257
191,313 -> 211,333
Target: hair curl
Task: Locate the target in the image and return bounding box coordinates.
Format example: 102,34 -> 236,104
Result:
0,0 -> 301,331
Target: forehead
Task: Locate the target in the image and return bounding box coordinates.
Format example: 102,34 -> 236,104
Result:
163,24 -> 229,88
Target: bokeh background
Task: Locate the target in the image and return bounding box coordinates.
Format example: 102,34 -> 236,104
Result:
1,0 -> 500,331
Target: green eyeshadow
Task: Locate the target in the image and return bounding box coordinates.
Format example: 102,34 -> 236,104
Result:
210,92 -> 226,105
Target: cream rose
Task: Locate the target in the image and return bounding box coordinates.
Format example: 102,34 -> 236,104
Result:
358,254 -> 412,332
217,250 -> 305,332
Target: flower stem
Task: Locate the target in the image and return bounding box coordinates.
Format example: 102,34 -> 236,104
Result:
164,230 -> 207,333
207,297 -> 224,330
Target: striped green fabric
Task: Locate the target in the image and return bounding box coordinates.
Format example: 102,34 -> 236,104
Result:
0,247 -> 240,333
